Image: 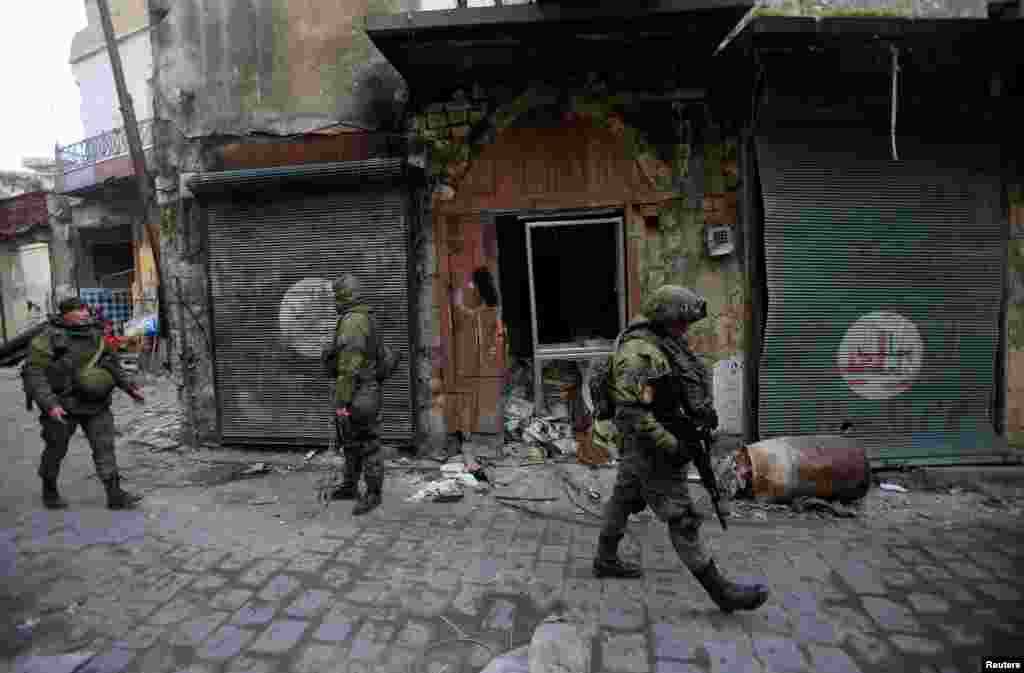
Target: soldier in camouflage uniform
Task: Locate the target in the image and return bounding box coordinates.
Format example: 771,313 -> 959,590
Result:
329,274 -> 385,515
22,297 -> 146,510
594,285 -> 769,613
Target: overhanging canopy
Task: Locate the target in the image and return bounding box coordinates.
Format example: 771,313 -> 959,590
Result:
186,158 -> 414,198
366,1 -> 754,103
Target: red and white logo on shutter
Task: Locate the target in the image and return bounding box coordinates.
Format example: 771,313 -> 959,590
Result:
837,311 -> 924,400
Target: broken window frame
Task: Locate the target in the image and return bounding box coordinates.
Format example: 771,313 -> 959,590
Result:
523,215 -> 626,414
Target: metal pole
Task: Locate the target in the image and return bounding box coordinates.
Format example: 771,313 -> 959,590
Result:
96,0 -> 169,340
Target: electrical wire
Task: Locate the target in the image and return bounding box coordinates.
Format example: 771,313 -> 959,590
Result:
890,44 -> 900,161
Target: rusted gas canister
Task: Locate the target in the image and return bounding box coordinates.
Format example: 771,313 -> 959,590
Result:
744,435 -> 871,503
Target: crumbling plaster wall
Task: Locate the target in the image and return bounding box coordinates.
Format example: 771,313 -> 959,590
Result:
149,0 -> 415,138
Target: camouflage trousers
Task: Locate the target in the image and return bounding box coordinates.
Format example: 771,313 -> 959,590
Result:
342,434 -> 383,491
334,381 -> 384,491
38,409 -> 119,482
600,442 -> 710,571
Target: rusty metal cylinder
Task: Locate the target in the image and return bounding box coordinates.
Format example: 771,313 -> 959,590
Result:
744,435 -> 871,503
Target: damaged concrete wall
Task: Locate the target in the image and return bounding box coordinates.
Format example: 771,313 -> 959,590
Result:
149,0 -> 416,138
411,189 -> 443,454
45,195 -> 76,302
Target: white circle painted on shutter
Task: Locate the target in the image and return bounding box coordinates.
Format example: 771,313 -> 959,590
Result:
279,278 -> 336,358
837,311 -> 924,401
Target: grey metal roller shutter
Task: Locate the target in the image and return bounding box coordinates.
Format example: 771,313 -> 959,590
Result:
756,130 -> 1007,466
203,186 -> 413,447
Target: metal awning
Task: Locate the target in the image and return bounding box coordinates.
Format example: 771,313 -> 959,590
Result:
720,15 -> 1022,68
366,1 -> 754,103
709,15 -> 1023,134
187,158 -> 415,198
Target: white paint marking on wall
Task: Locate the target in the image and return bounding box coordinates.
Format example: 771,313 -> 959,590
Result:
713,355 -> 744,435
837,311 -> 924,401
278,278 -> 336,358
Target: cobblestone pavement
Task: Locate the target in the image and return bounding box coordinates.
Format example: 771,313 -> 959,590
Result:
3,370 -> 1023,673
2,470 -> 1023,673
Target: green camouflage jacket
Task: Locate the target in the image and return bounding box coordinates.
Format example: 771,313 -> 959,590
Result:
23,316 -> 134,415
609,327 -> 714,460
334,305 -> 380,408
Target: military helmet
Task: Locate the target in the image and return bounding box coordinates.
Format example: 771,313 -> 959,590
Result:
641,285 -> 708,326
332,273 -> 361,309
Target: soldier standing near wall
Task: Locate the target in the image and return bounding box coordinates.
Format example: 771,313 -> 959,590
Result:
593,285 -> 769,613
22,297 -> 146,510
329,274 -> 386,515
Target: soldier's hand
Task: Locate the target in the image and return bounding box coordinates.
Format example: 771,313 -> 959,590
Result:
336,407 -> 351,418
701,407 -> 719,431
48,406 -> 67,423
127,386 -> 146,404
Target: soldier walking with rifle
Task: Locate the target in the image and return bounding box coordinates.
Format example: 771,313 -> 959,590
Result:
591,285 -> 769,613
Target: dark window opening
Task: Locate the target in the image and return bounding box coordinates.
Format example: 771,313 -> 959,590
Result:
528,219 -> 619,346
92,242 -> 134,289
496,213 -> 622,362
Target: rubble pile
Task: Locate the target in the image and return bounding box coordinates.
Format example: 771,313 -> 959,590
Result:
501,359 -> 592,464
405,460 -> 491,503
504,396 -> 579,463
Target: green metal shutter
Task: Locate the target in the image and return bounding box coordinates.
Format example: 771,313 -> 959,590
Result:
756,131 -> 1007,466
203,186 -> 413,447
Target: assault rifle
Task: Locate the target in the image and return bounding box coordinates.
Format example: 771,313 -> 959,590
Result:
664,414 -> 729,531
693,424 -> 728,531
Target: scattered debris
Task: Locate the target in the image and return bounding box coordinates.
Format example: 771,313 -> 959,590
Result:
524,447 -> 545,465
240,463 -> 272,476
247,497 -> 279,506
442,461 -> 468,477
879,482 -> 909,493
406,477 -> 474,503
790,496 -> 859,518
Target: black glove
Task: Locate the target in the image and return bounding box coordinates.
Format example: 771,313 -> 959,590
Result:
694,404 -> 718,431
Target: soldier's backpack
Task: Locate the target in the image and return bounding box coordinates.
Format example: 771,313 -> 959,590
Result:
321,313 -> 402,382
586,323 -> 651,420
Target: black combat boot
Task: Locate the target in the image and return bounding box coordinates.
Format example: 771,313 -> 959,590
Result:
692,559 -> 769,613
330,483 -> 358,500
41,477 -> 68,510
593,534 -> 644,579
103,474 -> 143,510
352,478 -> 382,516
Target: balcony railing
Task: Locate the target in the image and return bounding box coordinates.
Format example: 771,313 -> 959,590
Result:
57,119 -> 155,173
